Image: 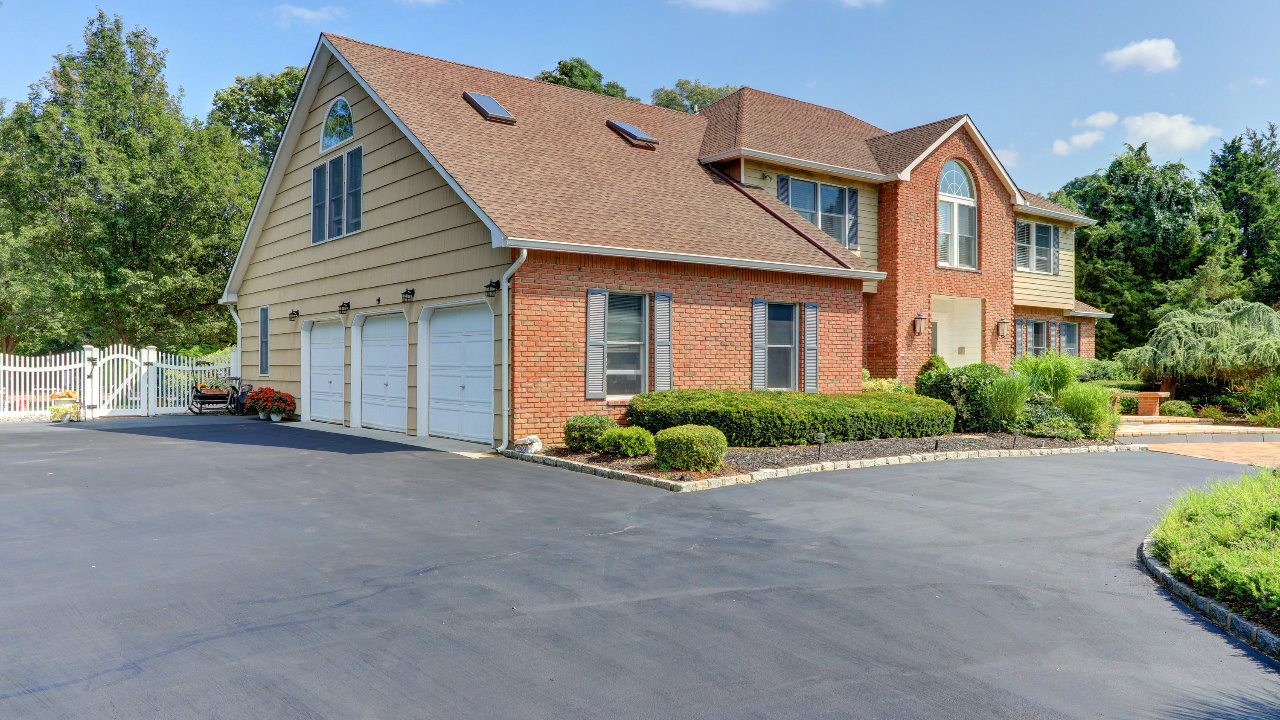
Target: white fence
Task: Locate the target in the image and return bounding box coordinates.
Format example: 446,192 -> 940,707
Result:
1,344 -> 236,419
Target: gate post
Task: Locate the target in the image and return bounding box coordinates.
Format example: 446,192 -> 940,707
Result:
82,345 -> 99,420
142,346 -> 158,417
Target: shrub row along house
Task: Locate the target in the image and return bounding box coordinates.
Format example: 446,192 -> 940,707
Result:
220,34 -> 1111,447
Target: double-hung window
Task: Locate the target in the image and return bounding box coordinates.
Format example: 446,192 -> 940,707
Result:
1060,322 -> 1079,357
766,303 -> 797,391
1015,221 -> 1059,274
1028,320 -> 1047,356
605,293 -> 647,396
938,160 -> 977,269
311,145 -> 363,244
777,175 -> 859,249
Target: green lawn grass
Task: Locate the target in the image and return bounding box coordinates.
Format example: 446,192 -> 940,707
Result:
1153,469 -> 1280,624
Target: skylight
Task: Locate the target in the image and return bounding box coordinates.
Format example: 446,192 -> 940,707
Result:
607,120 -> 657,149
463,92 -> 516,124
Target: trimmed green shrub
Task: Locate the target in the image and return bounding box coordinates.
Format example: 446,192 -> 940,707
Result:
1078,358 -> 1133,382
599,426 -> 655,457
915,363 -> 1004,432
654,425 -> 727,471
1159,400 -> 1195,417
1118,396 -> 1139,415
1153,469 -> 1280,621
919,354 -> 949,376
1023,416 -> 1084,441
625,390 -> 954,447
863,377 -> 914,393
1197,405 -> 1227,424
989,375 -> 1030,428
1011,351 -> 1080,398
563,414 -> 618,451
1056,383 -> 1117,438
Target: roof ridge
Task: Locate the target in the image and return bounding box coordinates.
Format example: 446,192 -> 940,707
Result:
323,33 -> 706,121
870,114 -> 967,140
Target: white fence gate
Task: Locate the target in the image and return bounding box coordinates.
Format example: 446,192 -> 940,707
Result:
1,345 -> 236,419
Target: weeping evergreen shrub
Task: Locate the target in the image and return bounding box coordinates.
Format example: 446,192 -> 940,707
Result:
1119,300 -> 1280,389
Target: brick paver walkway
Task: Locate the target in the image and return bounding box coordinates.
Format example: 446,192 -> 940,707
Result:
1148,442 -> 1280,466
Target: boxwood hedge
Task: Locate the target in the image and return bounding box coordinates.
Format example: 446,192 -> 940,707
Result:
625,389 -> 955,447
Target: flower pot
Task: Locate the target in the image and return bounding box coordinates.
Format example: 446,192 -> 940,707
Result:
258,411 -> 269,420
270,413 -> 283,422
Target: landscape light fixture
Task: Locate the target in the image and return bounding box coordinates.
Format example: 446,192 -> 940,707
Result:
912,313 -> 928,336
485,280 -> 501,298
401,288 -> 416,303
997,317 -> 1010,337
338,301 -> 351,315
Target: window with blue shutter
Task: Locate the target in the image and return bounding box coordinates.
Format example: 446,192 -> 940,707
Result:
1015,318 -> 1025,358
258,306 -> 270,376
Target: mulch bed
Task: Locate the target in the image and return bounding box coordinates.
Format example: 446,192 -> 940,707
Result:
544,432 -> 1116,481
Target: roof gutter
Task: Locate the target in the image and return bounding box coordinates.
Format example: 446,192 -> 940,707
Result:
1016,205 -> 1098,227
1067,310 -> 1114,319
704,163 -> 855,272
504,237 -> 884,280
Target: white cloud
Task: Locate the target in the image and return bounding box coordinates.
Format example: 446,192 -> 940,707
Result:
1051,130 -> 1105,156
1074,110 -> 1118,129
995,146 -> 1019,168
673,0 -> 771,11
1102,38 -> 1181,72
1123,112 -> 1220,155
273,4 -> 345,26
1250,77 -> 1270,86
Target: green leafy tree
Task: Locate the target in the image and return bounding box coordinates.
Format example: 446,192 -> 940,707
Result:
651,79 -> 740,113
0,11 -> 259,350
535,57 -> 637,101
208,65 -> 305,169
1057,144 -> 1232,356
1118,299 -> 1280,396
1202,125 -> 1280,305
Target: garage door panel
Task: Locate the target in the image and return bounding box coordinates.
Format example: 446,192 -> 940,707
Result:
310,322 -> 345,425
427,305 -> 493,444
361,314 -> 408,433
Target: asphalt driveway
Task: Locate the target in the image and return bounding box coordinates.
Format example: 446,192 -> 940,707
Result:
0,416 -> 1276,719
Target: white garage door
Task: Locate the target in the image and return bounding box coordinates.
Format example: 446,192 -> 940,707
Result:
428,305 -> 493,443
361,314 -> 408,433
309,321 -> 345,424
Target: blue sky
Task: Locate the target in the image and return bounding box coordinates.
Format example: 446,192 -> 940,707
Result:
2,0 -> 1277,192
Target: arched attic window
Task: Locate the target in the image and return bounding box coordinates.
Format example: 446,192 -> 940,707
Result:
321,97 -> 354,151
937,160 -> 977,269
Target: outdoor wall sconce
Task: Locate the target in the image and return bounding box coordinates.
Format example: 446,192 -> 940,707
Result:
401,288 -> 416,303
485,280 -> 501,298
996,317 -> 1010,337
912,313 -> 928,336
338,301 -> 351,315
288,310 -> 300,322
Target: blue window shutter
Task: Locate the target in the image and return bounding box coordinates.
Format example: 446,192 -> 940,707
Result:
1049,321 -> 1059,354
1051,226 -> 1060,275
653,292 -> 673,391
846,189 -> 859,249
777,175 -> 790,206
345,147 -> 362,234
1015,319 -> 1025,358
311,164 -> 326,244
752,299 -> 768,390
804,303 -> 819,393
586,289 -> 607,399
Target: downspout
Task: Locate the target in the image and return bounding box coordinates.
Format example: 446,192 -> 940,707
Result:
705,163 -> 852,270
228,306 -> 242,378
496,248 -> 528,451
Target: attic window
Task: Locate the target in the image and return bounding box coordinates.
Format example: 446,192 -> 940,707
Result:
463,92 -> 516,124
607,120 -> 657,149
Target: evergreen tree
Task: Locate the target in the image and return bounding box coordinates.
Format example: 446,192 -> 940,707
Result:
1202,125 -> 1280,305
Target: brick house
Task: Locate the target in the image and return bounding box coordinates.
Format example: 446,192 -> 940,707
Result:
221,34 -> 1110,447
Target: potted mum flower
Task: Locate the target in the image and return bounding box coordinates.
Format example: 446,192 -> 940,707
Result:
264,389 -> 296,422
246,387 -> 272,420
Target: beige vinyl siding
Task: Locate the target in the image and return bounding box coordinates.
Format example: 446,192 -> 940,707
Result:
236,58 -> 511,438
742,160 -> 879,292
1012,217 -> 1075,310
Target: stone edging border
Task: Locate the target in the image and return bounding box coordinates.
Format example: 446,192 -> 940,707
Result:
1138,536 -> 1280,662
499,443 -> 1148,493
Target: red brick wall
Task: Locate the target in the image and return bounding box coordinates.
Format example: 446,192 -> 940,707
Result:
1013,307 -> 1097,359
510,251 -> 865,442
867,127 -> 1018,382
